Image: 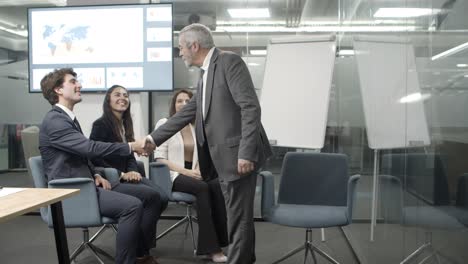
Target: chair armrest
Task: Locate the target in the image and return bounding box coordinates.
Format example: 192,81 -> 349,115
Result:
259,171 -> 276,220
103,167 -> 120,183
48,177 -> 95,188
149,162 -> 173,200
347,174 -> 361,221
48,177 -> 101,227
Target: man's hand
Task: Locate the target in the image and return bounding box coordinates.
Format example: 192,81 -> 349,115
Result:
130,137 -> 155,156
184,168 -> 202,180
130,139 -> 146,156
238,159 -> 255,176
95,175 -> 111,190
121,171 -> 142,183
143,137 -> 156,153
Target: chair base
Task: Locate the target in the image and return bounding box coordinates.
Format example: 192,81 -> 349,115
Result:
156,204 -> 198,255
70,225 -> 115,264
272,229 -> 340,264
400,232 -> 445,264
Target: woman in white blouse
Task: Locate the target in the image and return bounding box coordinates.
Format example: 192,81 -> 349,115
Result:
154,89 -> 228,263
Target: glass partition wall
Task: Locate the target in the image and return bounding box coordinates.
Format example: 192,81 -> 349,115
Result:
1,0 -> 468,262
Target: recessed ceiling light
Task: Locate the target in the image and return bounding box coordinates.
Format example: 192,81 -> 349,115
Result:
399,93 -> 431,103
338,50 -> 354,56
374,8 -> 441,18
248,62 -> 260,66
250,49 -> 267,55
457,64 -> 468,68
228,8 -> 270,18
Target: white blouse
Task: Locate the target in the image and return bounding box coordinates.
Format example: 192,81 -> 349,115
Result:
153,118 -> 198,182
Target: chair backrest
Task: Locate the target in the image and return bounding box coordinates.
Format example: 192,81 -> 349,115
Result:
28,156 -> 49,222
29,156 -> 47,189
278,152 -> 348,206
29,155 -> 104,227
381,153 -> 450,205
149,162 -> 173,200
21,126 -> 40,186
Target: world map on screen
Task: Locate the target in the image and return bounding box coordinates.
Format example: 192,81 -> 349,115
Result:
42,24 -> 93,56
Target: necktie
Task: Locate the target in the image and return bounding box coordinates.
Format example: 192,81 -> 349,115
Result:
196,69 -> 205,146
73,118 -> 83,134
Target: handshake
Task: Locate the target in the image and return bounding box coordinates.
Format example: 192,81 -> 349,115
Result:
129,136 -> 157,156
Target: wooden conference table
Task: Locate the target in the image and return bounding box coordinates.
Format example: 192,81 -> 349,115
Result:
0,187 -> 79,264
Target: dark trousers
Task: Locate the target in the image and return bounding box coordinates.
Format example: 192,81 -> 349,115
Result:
220,173 -> 257,264
139,177 -> 169,212
97,181 -> 164,264
198,139 -> 257,263
132,177 -> 169,248
173,167 -> 228,255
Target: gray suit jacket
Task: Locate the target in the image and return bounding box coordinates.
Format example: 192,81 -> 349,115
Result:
151,48 -> 272,181
39,106 -> 131,182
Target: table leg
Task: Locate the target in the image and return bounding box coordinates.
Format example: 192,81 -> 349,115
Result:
50,202 -> 70,264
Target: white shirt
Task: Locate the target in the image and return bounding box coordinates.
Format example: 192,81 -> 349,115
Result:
200,47 -> 215,119
55,103 -> 76,121
153,118 -> 198,182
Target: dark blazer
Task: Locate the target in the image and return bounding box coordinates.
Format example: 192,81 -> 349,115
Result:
39,106 -> 131,182
151,48 -> 272,181
89,117 -> 138,175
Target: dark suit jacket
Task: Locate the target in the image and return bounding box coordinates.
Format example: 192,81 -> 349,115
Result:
39,106 -> 131,182
89,117 -> 139,175
151,48 -> 272,181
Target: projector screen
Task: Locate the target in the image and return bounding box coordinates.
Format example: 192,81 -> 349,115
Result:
28,3 -> 173,93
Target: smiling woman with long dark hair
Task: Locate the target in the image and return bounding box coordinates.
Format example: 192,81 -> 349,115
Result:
90,84 -> 168,207
90,85 -> 140,177
92,85 -> 158,184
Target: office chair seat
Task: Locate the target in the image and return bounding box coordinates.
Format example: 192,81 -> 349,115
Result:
269,204 -> 349,228
403,206 -> 463,230
172,192 -> 196,203
102,217 -> 117,224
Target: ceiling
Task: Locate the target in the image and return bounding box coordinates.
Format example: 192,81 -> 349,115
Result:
0,0 -> 467,50
1,0 -> 468,88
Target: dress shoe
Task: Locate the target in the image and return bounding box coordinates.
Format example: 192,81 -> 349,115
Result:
136,255 -> 159,264
211,253 -> 227,263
